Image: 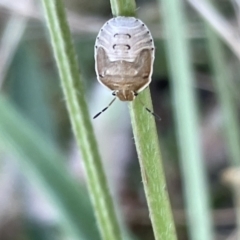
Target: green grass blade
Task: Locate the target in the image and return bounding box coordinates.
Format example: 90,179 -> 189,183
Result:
110,1 -> 177,239
159,0 -> 214,239
129,90 -> 177,240
110,0 -> 136,16
204,3 -> 240,167
0,15 -> 27,88
203,2 -> 240,238
0,95 -> 99,240
40,0 -> 122,240
8,43 -> 57,141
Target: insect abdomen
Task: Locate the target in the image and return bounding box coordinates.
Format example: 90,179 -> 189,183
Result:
95,17 -> 154,62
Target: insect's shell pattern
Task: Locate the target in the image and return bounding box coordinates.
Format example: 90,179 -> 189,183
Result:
94,17 -> 155,101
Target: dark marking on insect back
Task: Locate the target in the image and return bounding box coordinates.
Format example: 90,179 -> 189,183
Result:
126,44 -> 131,50
114,33 -> 131,38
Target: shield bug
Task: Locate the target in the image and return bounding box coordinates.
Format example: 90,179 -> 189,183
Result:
94,16 -> 157,119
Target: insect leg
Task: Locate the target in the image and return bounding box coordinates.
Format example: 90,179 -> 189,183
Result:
136,94 -> 161,121
145,108 -> 161,121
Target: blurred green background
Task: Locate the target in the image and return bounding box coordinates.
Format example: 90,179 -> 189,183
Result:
0,0 -> 240,239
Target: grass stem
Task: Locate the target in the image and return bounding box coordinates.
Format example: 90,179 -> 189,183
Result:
41,1 -> 122,239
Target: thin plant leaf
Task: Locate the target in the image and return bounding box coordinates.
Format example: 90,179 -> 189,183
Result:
0,95 -> 99,240
110,0 -> 177,239
159,0 -> 214,239
204,1 -> 240,238
40,0 -> 123,239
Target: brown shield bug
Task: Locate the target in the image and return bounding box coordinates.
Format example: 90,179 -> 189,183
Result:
93,16 -> 158,119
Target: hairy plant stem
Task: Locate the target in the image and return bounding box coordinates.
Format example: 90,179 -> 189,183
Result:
41,1 -> 122,239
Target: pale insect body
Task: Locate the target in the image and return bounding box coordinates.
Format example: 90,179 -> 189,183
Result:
94,17 -> 156,119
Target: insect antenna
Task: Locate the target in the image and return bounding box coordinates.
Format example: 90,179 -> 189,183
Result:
93,97 -> 117,119
137,97 -> 161,121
